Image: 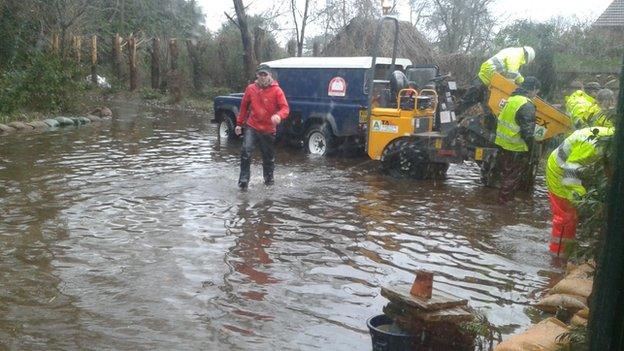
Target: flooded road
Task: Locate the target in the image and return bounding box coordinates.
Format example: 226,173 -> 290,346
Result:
1,102 -> 561,350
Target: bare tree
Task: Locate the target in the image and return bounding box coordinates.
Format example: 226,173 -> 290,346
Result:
290,0 -> 311,57
408,0 -> 429,27
422,0 -> 497,54
228,0 -> 257,81
186,39 -> 205,91
33,0 -> 92,53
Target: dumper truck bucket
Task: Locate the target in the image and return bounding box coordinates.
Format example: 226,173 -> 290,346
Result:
487,73 -> 572,141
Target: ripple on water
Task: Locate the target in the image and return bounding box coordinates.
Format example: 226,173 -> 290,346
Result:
0,103 -> 560,350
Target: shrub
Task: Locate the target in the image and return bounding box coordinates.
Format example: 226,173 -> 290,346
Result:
566,132 -> 613,262
0,53 -> 85,114
139,87 -> 164,100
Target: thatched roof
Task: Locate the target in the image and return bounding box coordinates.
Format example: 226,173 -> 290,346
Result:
437,53 -> 487,86
321,18 -> 435,64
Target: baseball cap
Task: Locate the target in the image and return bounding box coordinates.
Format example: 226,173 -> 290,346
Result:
256,64 -> 271,75
521,76 -> 541,91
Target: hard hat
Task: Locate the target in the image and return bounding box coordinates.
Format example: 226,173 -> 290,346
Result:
596,88 -> 614,103
585,81 -> 601,92
524,46 -> 535,63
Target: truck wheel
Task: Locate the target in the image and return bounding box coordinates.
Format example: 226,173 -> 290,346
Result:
217,114 -> 237,141
305,124 -> 335,155
380,138 -> 429,179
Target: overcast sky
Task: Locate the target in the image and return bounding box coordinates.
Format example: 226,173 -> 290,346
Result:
197,0 -> 614,42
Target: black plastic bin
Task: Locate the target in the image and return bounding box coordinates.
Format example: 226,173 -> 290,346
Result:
367,314 -> 418,351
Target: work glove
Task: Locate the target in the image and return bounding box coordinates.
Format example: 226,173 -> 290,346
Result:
271,114 -> 281,125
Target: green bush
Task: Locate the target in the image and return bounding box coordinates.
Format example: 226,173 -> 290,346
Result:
566,133 -> 613,262
139,87 -> 164,100
0,53 -> 85,115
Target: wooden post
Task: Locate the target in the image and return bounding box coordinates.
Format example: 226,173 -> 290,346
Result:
312,42 -> 320,57
52,33 -> 60,55
112,34 -> 122,81
127,35 -> 138,91
185,39 -> 202,91
73,35 -> 82,63
167,39 -> 181,103
169,39 -> 178,70
151,38 -> 161,90
91,35 -> 97,84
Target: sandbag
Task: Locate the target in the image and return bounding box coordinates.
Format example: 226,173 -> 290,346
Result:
0,123 -> 16,133
90,107 -> 113,117
8,121 -> 33,130
535,294 -> 587,314
85,114 -> 101,122
551,278 -> 593,299
43,118 -> 60,127
78,116 -> 92,124
55,116 -> 75,126
577,307 -> 589,319
26,121 -> 49,129
566,263 -> 594,280
100,107 -> 112,117
494,317 -> 568,351
571,314 -> 588,326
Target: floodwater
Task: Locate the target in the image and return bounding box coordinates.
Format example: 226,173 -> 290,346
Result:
0,102 -> 563,350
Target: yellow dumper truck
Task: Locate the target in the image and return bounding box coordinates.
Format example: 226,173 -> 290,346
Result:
366,64 -> 571,184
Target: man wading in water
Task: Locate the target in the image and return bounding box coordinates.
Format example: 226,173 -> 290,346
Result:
235,64 -> 290,190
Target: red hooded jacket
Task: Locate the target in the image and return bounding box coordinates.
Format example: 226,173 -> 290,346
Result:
236,80 -> 290,134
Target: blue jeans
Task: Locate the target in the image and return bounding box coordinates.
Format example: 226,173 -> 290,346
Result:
238,126 -> 275,185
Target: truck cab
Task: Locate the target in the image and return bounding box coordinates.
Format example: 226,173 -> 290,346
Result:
213,56 -> 412,155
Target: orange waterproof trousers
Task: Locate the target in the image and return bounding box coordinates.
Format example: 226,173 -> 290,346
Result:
548,191 -> 578,255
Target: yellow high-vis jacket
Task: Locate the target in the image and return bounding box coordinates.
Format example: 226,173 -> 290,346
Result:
478,47 -> 526,86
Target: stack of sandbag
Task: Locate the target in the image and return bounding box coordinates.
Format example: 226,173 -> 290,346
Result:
494,318 -> 568,351
571,307 -> 589,326
535,262 -> 594,320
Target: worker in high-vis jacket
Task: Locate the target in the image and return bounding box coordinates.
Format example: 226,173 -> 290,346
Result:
546,127 -> 614,255
494,76 -> 540,204
584,82 -> 601,99
564,82 -> 600,130
585,88 -> 616,128
456,46 -> 536,116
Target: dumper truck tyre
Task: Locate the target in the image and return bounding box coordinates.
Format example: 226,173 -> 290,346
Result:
305,124 -> 335,156
217,111 -> 237,142
380,138 -> 429,179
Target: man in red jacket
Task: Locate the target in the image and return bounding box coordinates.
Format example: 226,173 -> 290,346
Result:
235,64 -> 290,189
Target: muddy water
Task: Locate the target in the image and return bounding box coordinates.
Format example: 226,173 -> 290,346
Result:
0,102 -> 562,351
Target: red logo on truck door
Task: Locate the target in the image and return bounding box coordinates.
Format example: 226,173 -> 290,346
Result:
328,77 -> 347,97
